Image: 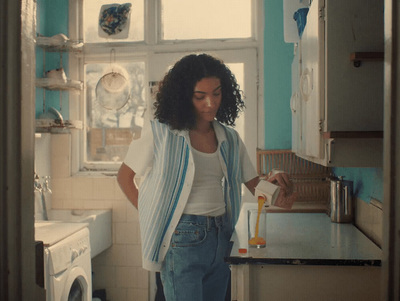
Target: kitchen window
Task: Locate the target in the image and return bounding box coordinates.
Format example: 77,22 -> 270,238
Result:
161,0 -> 252,40
68,0 -> 264,173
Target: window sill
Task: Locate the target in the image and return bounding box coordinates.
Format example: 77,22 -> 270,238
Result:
72,170 -> 118,178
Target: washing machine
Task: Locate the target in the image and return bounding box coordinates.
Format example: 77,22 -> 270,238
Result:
36,222 -> 92,301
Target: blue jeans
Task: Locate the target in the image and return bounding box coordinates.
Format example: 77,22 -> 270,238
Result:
160,214 -> 231,301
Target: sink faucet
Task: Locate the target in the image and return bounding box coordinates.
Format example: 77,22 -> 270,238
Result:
43,176 -> 52,194
34,172 -> 42,192
34,173 -> 49,221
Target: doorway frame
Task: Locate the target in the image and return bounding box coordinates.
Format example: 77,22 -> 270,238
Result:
382,0 -> 400,299
0,0 -> 37,300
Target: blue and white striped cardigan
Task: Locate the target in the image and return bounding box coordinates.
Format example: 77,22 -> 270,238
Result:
125,119 -> 254,271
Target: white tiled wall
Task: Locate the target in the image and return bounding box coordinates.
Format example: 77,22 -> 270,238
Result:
34,133 -> 51,177
49,133 -> 149,301
355,197 -> 383,248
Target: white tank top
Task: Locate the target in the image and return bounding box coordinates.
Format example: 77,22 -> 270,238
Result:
183,146 -> 225,216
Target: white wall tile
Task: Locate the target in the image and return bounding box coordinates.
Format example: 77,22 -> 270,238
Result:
115,267 -> 148,289
371,207 -> 383,247
51,133 -> 71,178
127,288 -> 148,301
67,198 -> 86,209
35,133 -> 51,177
92,265 -> 117,290
92,177 -> 116,200
83,200 -> 113,210
126,244 -> 143,267
355,198 -> 383,248
126,203 -> 139,222
115,222 -> 140,244
112,200 -> 127,223
51,134 -> 70,155
114,178 -> 128,200
93,244 -> 127,267
51,177 -> 72,200
105,287 -> 127,301
71,177 -> 94,199
50,197 -> 64,209
116,267 -> 137,288
135,268 -> 149,289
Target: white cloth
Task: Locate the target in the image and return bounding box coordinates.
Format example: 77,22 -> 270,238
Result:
183,147 -> 225,216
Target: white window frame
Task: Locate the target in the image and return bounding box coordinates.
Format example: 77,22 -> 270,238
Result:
68,0 -> 265,174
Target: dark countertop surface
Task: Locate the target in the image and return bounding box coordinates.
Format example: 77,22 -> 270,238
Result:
226,207 -> 382,267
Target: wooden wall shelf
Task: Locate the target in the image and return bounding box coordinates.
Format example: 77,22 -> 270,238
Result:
323,131 -> 383,139
350,52 -> 384,67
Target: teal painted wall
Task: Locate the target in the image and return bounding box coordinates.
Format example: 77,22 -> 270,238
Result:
333,167 -> 383,203
35,0 -> 69,119
263,1 -> 293,150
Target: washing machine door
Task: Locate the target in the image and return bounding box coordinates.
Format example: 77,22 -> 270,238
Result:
61,266 -> 91,301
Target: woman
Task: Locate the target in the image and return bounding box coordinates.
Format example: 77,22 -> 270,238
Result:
117,54 -> 260,300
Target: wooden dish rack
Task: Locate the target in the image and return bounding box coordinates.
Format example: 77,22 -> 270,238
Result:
256,149 -> 331,209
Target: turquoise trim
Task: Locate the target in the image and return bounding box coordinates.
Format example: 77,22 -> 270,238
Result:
263,1 -> 293,150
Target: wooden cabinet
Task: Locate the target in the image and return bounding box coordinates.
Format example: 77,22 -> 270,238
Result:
227,213 -> 382,301
291,0 -> 384,167
230,264 -> 381,301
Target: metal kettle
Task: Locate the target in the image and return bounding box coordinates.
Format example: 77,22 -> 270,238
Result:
330,176 -> 354,223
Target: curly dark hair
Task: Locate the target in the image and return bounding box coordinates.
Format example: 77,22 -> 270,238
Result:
154,53 -> 245,130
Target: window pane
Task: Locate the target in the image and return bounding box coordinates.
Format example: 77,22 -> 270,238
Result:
84,0 -> 144,43
161,0 -> 252,40
85,61 -> 146,163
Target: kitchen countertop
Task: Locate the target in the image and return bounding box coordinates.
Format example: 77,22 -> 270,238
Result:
226,208 -> 382,267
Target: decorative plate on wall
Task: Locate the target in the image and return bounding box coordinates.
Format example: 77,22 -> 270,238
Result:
98,3 -> 132,39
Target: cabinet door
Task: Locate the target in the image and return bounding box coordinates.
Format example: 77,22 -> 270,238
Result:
324,0 -> 384,132
291,48 -> 302,154
292,0 -> 384,167
299,0 -> 325,159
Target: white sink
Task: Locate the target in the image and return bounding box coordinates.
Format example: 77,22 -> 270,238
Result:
35,220 -> 89,247
46,209 -> 112,258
